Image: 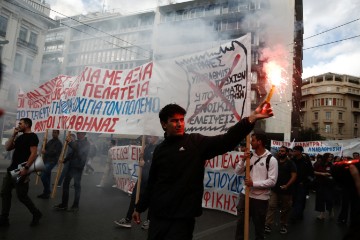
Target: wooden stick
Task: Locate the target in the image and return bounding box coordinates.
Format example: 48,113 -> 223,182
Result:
35,129 -> 48,185
135,135 -> 146,204
244,134 -> 251,240
51,131 -> 71,199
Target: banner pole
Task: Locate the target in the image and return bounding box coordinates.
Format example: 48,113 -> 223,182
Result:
35,129 -> 48,185
244,134 -> 250,240
51,131 -> 71,199
135,135 -> 146,204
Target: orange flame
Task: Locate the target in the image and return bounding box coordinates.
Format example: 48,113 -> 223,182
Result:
264,61 -> 285,86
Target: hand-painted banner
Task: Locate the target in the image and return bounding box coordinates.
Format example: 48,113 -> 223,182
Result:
203,151 -> 244,215
17,34 -> 251,136
270,140 -> 342,156
110,145 -> 244,215
109,145 -> 141,194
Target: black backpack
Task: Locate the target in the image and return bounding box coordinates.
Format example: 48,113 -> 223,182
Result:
250,154 -> 273,172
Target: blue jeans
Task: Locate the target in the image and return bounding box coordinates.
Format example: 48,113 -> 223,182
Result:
40,161 -> 57,195
62,167 -> 83,208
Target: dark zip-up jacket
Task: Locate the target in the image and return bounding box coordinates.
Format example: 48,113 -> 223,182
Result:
136,117 -> 254,219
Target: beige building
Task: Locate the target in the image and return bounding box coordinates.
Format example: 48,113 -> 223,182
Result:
301,73 -> 360,140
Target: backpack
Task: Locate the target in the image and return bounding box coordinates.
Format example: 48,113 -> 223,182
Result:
250,154 -> 273,172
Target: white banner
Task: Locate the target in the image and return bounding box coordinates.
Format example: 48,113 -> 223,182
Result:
270,140 -> 342,156
17,34 -> 251,137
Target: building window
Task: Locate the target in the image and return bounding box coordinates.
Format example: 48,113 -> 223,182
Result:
325,124 -> 331,133
24,58 -> 33,74
338,124 -> 343,135
325,98 -> 332,106
0,15 -> 8,37
301,101 -> 306,109
314,123 -> 319,132
19,27 -> 28,42
7,84 -> 17,101
314,112 -> 318,120
29,32 -> 38,45
14,53 -> 23,72
354,101 -> 359,108
355,128 -> 358,138
326,112 -> 331,120
338,112 -> 343,120
251,72 -> 258,84
251,90 -> 257,104
355,115 -> 358,124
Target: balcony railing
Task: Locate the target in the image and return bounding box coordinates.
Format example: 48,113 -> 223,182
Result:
17,38 -> 38,53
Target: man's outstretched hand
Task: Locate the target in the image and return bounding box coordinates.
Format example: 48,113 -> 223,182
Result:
248,101 -> 274,124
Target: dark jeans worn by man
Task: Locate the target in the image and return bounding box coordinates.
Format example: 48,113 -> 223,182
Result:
61,168 -> 83,210
1,173 -> 42,225
236,193 -> 268,240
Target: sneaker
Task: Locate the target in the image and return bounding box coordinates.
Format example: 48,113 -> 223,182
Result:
114,218 -> 131,228
37,193 -> 50,199
279,225 -> 288,234
141,220 -> 150,230
54,204 -> 67,211
30,211 -> 42,227
112,184 -> 117,188
0,216 -> 9,227
67,206 -> 79,213
264,225 -> 272,233
57,185 -> 62,188
96,184 -> 103,188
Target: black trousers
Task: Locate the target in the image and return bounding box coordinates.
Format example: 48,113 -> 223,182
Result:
1,173 -> 39,218
148,216 -> 195,240
235,193 -> 268,240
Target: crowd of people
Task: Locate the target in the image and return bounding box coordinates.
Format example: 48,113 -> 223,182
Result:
0,101 -> 359,240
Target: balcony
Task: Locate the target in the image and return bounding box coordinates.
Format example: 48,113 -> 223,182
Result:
45,35 -> 65,44
323,118 -> 333,123
17,38 -> 38,54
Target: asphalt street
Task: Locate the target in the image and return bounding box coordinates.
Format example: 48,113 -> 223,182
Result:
0,156 -> 349,240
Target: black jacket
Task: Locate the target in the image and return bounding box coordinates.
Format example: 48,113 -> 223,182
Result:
66,138 -> 90,169
43,138 -> 63,163
136,117 -> 254,219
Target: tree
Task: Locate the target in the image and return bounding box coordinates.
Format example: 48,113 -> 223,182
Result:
297,127 -> 325,141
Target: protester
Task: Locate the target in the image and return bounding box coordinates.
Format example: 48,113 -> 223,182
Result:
264,146 -> 297,234
96,139 -> 116,188
313,152 -> 335,220
235,133 -> 278,240
54,132 -> 90,212
115,135 -> 159,230
290,145 -> 314,223
37,130 -> 62,199
0,118 -> 42,226
57,133 -> 76,188
132,102 -> 273,240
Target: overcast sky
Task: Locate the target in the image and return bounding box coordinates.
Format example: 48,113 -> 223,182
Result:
45,0 -> 360,78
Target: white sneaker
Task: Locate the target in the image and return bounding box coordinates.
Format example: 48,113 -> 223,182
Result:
141,220 -> 150,230
96,184 -> 103,188
114,218 -> 131,228
112,184 -> 117,188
